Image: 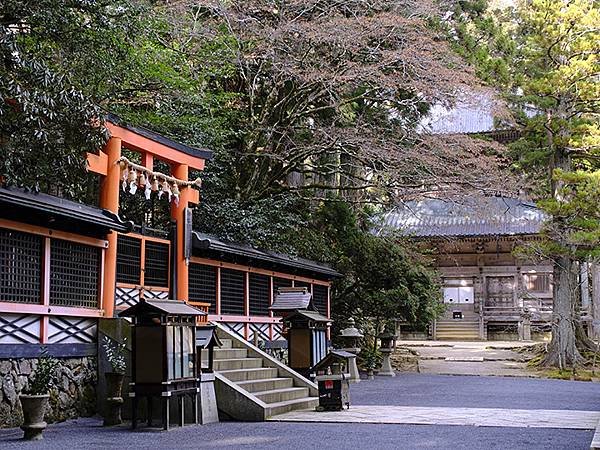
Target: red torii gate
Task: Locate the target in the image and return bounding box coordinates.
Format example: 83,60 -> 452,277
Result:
87,117 -> 211,317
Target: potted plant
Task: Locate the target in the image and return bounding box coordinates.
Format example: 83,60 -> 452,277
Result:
20,348 -> 58,440
360,346 -> 382,380
102,336 -> 127,426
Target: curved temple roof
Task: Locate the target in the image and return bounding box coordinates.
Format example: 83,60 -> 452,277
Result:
0,186 -> 133,235
378,196 -> 546,238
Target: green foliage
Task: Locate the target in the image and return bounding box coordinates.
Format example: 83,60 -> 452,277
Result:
101,336 -> 128,374
24,348 -> 58,395
358,346 -> 382,371
538,170 -> 600,260
0,0 -> 144,195
444,1 -> 516,86
296,202 -> 443,334
451,1 -> 600,260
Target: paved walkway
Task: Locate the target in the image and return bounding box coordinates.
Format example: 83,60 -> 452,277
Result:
352,373 -> 600,411
270,405 -> 600,429
0,417 -> 592,450
0,373 -> 597,449
397,340 -> 535,377
270,373 -> 600,430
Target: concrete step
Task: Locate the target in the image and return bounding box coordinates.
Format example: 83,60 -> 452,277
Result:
436,334 -> 481,340
437,321 -> 479,326
213,348 -> 248,359
219,367 -> 279,382
437,328 -> 479,333
436,333 -> 480,338
220,339 -> 233,349
255,387 -> 310,404
437,328 -> 479,332
213,357 -> 263,371
214,324 -> 318,420
236,377 -> 294,393
266,397 -> 320,417
436,322 -> 480,340
437,324 -> 479,329
436,328 -> 479,334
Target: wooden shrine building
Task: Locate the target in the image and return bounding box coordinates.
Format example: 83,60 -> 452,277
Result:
0,187 -> 132,347
380,196 -> 552,340
0,115 -> 338,352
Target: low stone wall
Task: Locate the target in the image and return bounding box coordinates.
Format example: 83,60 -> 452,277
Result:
0,356 -> 97,428
390,347 -> 419,372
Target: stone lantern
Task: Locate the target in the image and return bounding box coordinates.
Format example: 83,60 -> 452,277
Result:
339,318 -> 363,383
377,331 -> 397,377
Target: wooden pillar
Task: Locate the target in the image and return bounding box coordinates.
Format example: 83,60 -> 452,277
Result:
171,163 -> 190,302
216,267 -> 221,314
40,237 -> 51,343
99,137 -> 121,318
269,276 -> 274,340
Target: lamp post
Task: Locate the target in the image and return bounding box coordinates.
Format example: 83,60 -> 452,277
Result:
377,331 -> 397,377
339,318 -> 363,383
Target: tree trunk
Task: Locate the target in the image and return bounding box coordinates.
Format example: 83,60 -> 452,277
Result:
542,255 -> 585,367
593,261 -> 600,339
541,101 -> 591,368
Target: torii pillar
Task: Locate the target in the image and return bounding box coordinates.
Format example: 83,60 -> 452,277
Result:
170,163 -> 199,302
88,118 -> 208,317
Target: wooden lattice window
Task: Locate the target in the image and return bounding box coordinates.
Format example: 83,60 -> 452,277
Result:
249,273 -> 270,316
220,268 -> 245,315
189,263 -> 217,313
273,277 -> 292,297
523,273 -> 552,293
144,241 -> 169,287
49,239 -> 100,308
313,284 -> 328,315
116,235 -> 142,284
294,280 -> 311,289
0,228 -> 42,304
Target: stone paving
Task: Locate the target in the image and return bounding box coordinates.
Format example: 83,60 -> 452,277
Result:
270,405 -> 600,429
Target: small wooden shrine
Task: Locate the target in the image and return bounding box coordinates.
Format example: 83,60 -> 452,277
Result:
118,299 -> 206,430
283,310 -> 331,377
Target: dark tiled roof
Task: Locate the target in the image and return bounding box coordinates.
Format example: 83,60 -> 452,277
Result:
0,186 -> 133,234
107,113 -> 213,161
285,310 -> 331,323
378,196 -> 546,238
119,299 -> 206,317
196,325 -> 222,348
270,288 -> 313,311
192,232 -> 341,279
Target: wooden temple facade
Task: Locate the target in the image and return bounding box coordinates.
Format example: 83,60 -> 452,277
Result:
381,196 -> 552,340
0,117 -> 337,352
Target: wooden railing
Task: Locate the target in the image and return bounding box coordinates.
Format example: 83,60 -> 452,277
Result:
483,305 -> 553,322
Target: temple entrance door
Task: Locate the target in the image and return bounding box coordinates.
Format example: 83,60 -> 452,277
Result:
485,276 -> 516,307
442,279 -> 475,320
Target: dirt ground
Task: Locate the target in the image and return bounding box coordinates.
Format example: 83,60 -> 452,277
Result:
393,340 -> 537,377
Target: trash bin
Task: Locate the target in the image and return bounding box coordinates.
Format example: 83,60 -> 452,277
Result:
312,350 -> 353,411
315,373 -> 350,411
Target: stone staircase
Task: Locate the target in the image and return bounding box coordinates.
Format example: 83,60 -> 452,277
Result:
435,320 -> 481,340
434,306 -> 483,340
212,324 -> 318,421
